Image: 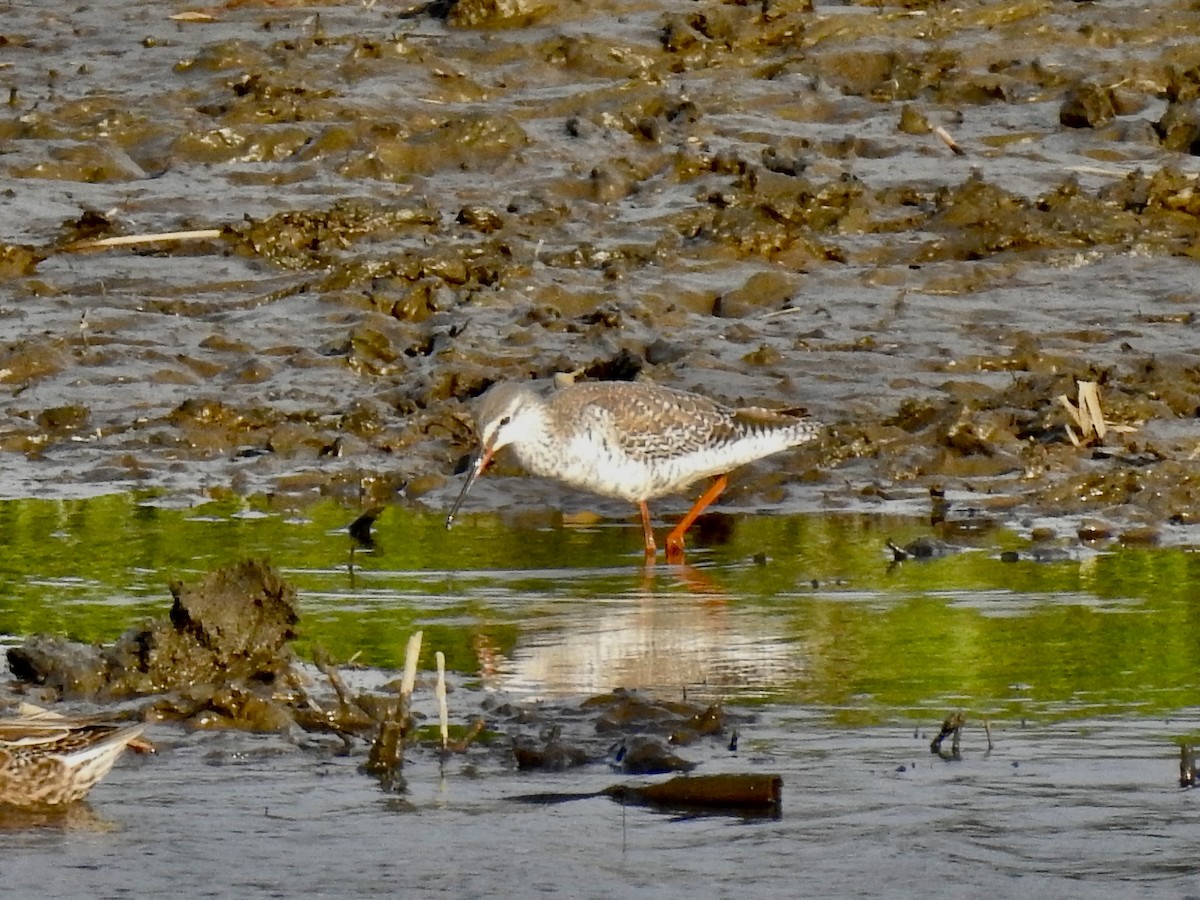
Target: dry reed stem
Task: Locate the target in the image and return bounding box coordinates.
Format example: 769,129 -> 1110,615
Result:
70,229 -> 223,250
933,125 -> 965,156
436,651 -> 448,751
401,630 -> 423,699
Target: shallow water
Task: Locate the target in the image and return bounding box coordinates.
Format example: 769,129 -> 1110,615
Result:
3,495 -> 1199,715
2,497 -> 1200,897
5,714 -> 1196,899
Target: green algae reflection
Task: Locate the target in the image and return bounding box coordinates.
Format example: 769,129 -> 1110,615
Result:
0,493 -> 1197,722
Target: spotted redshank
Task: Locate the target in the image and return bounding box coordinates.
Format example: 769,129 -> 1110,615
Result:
446,380 -> 821,563
0,716 -> 148,808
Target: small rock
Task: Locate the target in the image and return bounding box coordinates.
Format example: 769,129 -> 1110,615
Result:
1077,519 -> 1113,542
1060,83 -> 1116,128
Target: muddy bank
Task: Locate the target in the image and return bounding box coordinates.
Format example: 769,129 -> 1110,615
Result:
0,0 -> 1196,537
7,560 -> 300,727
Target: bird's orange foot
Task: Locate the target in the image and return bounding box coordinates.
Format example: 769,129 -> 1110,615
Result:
665,537 -> 687,565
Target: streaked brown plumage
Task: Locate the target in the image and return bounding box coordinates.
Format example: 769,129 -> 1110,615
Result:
0,716 -> 148,808
446,380 -> 821,563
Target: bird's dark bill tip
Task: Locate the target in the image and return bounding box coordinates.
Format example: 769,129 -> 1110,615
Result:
445,450 -> 491,529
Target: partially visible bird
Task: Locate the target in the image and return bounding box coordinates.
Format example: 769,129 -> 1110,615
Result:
0,715 -> 149,808
446,379 -> 821,563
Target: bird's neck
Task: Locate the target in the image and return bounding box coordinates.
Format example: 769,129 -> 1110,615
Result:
507,407 -> 563,477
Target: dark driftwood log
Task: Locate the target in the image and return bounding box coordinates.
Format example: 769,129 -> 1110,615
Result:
508,773 -> 783,813
607,773 -> 782,811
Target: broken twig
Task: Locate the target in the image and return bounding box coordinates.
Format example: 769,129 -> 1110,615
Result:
1059,380 -> 1135,446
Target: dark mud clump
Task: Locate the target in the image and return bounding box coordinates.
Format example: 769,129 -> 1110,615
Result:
507,688 -> 733,774
148,559 -> 298,690
7,560 -> 298,730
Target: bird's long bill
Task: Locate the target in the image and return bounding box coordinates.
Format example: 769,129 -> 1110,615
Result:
445,447 -> 494,529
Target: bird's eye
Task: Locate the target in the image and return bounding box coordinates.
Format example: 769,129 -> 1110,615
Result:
499,415 -> 512,427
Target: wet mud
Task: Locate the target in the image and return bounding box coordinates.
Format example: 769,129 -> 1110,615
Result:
8,559 -> 298,726
0,0 -> 1196,540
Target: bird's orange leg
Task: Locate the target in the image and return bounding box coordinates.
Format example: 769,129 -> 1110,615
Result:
665,474 -> 728,564
639,501 -> 657,564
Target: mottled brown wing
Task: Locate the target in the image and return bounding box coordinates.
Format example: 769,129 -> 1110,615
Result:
0,720 -> 130,753
731,406 -> 811,432
567,382 -> 737,462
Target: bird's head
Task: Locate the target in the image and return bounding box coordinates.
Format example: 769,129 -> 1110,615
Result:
445,382 -> 546,528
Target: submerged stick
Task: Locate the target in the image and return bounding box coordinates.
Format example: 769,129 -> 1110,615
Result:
1181,744 -> 1197,788
348,507 -> 382,546
363,631 -> 422,788
930,711 -> 966,758
313,648 -> 358,713
363,712 -> 406,787
448,718 -> 486,753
